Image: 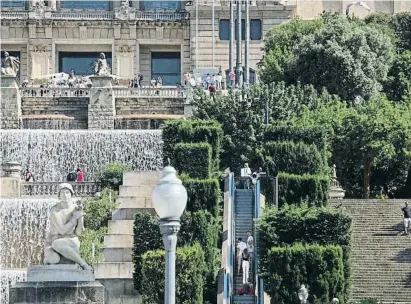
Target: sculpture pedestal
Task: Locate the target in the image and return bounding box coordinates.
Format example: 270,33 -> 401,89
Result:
1,76 -> 21,129
88,75 -> 115,130
10,265 -> 104,303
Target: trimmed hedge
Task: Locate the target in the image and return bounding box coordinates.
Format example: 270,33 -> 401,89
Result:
263,244 -> 345,304
260,141 -> 325,176
95,163 -> 129,191
141,244 -> 207,304
174,143 -> 212,179
162,119 -> 223,172
183,177 -> 221,216
257,205 -> 352,303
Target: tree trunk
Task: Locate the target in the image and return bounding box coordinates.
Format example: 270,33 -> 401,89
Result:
363,158 -> 372,199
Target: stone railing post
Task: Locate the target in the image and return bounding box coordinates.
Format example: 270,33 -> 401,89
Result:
1,76 -> 22,129
0,161 -> 22,198
88,76 -> 116,129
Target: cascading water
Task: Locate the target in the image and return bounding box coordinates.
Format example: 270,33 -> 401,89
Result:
0,269 -> 27,304
0,199 -> 57,268
1,130 -> 163,182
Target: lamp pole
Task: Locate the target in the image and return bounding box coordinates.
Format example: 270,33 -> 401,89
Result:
245,0 -> 250,86
212,0 -> 215,68
196,0 -> 199,69
152,166 -> 188,304
236,0 -> 243,88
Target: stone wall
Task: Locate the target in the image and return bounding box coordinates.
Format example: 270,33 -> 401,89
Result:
116,97 -> 185,115
1,76 -> 22,129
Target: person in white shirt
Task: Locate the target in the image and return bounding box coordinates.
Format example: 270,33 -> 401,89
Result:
247,231 -> 254,268
237,238 -> 247,275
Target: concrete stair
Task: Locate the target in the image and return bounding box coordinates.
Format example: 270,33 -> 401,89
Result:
94,171 -> 161,304
233,189 -> 256,303
332,200 -> 411,304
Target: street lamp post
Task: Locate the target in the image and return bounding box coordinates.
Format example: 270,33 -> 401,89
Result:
152,166 -> 188,304
298,284 -> 309,304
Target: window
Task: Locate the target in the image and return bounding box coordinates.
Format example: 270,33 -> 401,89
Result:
59,52 -> 112,76
225,68 -> 256,85
60,1 -> 109,10
219,19 -> 262,41
141,1 -> 181,11
0,0 -> 26,8
151,52 -> 181,86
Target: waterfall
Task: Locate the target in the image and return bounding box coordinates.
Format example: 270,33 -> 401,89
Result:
1,130 -> 163,182
0,199 -> 57,269
0,269 -> 27,304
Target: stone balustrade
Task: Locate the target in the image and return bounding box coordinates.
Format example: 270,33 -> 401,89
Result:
21,87 -> 90,98
112,87 -> 186,98
0,9 -> 189,21
21,182 -> 102,197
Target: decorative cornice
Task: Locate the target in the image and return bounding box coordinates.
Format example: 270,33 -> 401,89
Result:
118,45 -> 132,53
33,44 -> 48,52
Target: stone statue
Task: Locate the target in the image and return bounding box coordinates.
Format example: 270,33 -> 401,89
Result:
121,0 -> 130,8
43,183 -> 92,271
92,52 -> 110,76
332,164 -> 337,179
1,52 -> 20,76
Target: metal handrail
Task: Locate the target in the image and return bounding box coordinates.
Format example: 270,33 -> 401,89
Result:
254,179 -> 264,303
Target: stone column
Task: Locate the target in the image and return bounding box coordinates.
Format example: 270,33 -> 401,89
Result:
1,76 -> 22,129
0,162 -> 22,198
88,76 -> 116,130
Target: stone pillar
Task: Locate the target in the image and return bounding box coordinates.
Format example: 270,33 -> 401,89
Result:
88,76 -> 116,130
1,76 -> 22,129
0,161 -> 22,198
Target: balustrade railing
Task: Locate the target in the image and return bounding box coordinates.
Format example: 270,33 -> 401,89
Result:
113,87 -> 186,98
1,9 -> 189,21
21,87 -> 90,98
21,182 -> 102,197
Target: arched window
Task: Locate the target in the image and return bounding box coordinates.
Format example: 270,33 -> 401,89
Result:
225,68 -> 256,86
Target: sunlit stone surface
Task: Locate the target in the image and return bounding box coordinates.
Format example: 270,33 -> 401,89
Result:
1,130 -> 163,181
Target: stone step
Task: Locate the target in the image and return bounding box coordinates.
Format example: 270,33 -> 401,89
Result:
94,262 -> 134,279
122,171 -> 161,186
104,234 -> 133,248
108,220 -> 134,235
117,196 -> 153,209
102,247 -> 133,262
112,207 -> 155,220
119,185 -> 154,198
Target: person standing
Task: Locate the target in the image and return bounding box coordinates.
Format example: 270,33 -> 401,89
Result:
402,202 -> 411,235
246,231 -> 254,267
242,248 -> 250,284
237,238 -> 247,276
76,168 -> 84,183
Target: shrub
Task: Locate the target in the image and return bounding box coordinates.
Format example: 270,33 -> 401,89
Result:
79,227 -> 107,265
183,177 -> 221,216
257,205 -> 352,303
96,163 -> 129,191
360,300 -> 380,304
263,244 -> 345,304
141,244 -> 207,304
260,141 -> 325,176
133,212 -> 163,293
83,188 -> 118,231
174,143 -> 212,179
162,119 -> 223,172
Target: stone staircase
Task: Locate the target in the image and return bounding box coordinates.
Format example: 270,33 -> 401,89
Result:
332,200 -> 411,304
94,171 -> 160,304
232,189 -> 255,304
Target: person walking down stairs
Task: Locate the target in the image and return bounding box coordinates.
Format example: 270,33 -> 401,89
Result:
242,249 -> 250,284
237,238 -> 247,277
402,201 -> 411,236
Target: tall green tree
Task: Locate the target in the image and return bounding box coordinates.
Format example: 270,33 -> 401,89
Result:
385,50 -> 411,101
291,16 -> 394,100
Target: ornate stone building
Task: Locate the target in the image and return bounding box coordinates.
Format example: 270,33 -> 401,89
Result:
1,0 -> 409,85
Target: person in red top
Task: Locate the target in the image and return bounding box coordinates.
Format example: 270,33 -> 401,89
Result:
76,168 -> 84,182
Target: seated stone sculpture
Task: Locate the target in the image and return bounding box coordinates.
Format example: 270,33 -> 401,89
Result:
43,183 -> 92,271
1,52 -> 20,76
92,52 -> 110,76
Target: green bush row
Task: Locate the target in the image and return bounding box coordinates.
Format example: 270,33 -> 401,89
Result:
257,205 -> 352,303
141,243 -> 207,304
259,141 -> 326,176
174,143 -> 212,179
162,119 -> 223,171
263,244 -> 345,304
183,177 -> 221,217
95,163 -> 129,191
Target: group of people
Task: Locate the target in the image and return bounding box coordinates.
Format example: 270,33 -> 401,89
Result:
66,168 -> 85,182
236,231 -> 255,295
183,71 -> 224,93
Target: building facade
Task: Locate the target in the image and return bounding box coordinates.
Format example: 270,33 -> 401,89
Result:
1,0 -> 410,85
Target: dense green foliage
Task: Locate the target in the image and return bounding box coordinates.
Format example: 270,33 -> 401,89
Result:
83,188 -> 118,230
183,177 -> 221,216
174,143 -> 212,179
162,119 -> 222,172
258,141 -> 325,176
385,50 -> 411,101
79,227 -> 107,265
264,244 -> 345,304
257,205 -> 352,303
96,163 -> 129,191
141,244 -> 207,304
